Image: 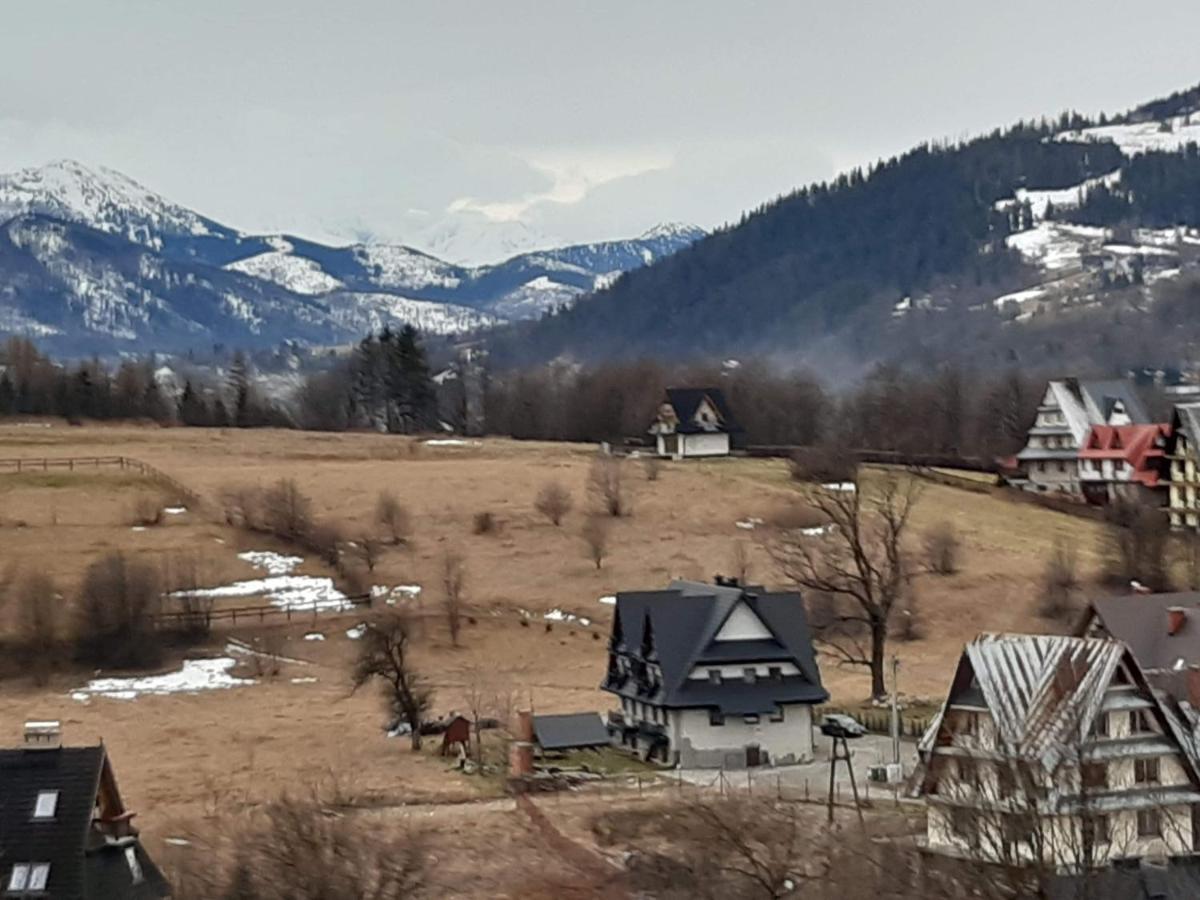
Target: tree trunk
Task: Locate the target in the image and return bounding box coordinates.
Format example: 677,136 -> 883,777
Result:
870,619 -> 888,701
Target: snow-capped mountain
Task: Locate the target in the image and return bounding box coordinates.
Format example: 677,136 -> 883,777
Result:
0,161 -> 704,355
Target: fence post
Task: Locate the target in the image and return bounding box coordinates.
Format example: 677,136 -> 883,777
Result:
777,775 -> 782,800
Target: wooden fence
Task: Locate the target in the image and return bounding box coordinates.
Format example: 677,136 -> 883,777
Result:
0,455 -> 202,507
155,593 -> 376,629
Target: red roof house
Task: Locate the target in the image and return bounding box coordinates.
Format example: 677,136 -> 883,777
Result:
1077,423 -> 1171,505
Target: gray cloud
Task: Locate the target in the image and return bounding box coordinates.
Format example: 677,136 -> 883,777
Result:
3,0 -> 1200,252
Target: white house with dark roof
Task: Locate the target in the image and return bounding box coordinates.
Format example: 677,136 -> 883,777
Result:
1016,378 -> 1150,495
648,388 -> 741,459
601,578 -> 827,768
1168,403 -> 1200,531
914,634 -> 1200,872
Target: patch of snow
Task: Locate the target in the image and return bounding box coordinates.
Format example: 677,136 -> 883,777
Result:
303,632 -> 325,641
238,550 -> 303,576
1103,242 -> 1178,257
735,517 -> 765,531
372,584 -> 422,605
598,595 -> 616,606
226,251 -> 345,295
800,525 -> 833,537
71,658 -> 252,701
993,170 -> 1121,221
1057,115 -> 1200,156
175,576 -> 352,611
821,482 -> 857,492
1146,267 -> 1182,285
164,838 -> 192,847
1006,223 -> 1108,271
163,506 -> 187,515
544,609 -> 591,627
346,624 -> 367,640
131,526 -> 146,532
992,286 -> 1048,310
423,438 -> 481,447
290,677 -> 318,684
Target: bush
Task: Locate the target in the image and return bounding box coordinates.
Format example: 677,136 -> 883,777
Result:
924,522 -> 961,575
15,572 -> 62,684
375,491 -> 411,545
589,455 -> 629,517
1038,541 -> 1079,621
788,445 -> 858,485
131,493 -> 162,526
472,511 -> 497,535
534,481 -> 573,526
894,589 -> 924,642
765,503 -> 827,532
73,552 -> 164,669
582,516 -> 611,569
263,479 -> 314,543
643,455 -> 662,482
305,521 -> 345,568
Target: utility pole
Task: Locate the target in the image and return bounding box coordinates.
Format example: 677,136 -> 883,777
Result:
890,655 -> 901,767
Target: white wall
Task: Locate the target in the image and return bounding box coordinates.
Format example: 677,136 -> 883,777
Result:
675,704 -> 813,767
682,433 -> 729,458
686,662 -> 801,681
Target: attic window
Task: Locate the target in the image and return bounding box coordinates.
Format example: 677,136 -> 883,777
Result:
125,846 -> 144,885
32,791 -> 57,820
7,863 -> 49,893
743,667 -> 757,684
768,666 -> 783,681
708,669 -> 722,684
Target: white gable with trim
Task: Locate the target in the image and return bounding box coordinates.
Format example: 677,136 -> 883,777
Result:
714,602 -> 773,642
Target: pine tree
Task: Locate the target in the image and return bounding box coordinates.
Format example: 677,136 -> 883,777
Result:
228,352 -> 253,428
178,380 -> 210,426
0,371 -> 14,416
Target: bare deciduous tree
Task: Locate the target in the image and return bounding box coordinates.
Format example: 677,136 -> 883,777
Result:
442,550 -> 466,646
582,515 -> 610,570
924,521 -> 962,575
730,540 -> 751,584
348,534 -> 383,573
534,480 -> 573,526
263,478 -> 314,543
1038,540 -> 1079,622
589,453 -> 629,517
16,572 -> 60,685
1102,499 -> 1170,591
350,611 -> 432,750
375,490 -> 411,545
73,552 -> 164,669
769,476 -> 919,700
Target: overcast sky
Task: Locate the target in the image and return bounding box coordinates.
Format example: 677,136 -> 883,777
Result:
4,1 -> 1200,256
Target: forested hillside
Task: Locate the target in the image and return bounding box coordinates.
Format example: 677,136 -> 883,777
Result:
489,87 -> 1200,376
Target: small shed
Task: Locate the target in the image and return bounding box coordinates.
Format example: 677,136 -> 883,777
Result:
532,713 -> 610,754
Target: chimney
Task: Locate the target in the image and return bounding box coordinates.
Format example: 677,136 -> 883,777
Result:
1188,667 -> 1200,710
23,721 -> 62,749
1169,607 -> 1188,637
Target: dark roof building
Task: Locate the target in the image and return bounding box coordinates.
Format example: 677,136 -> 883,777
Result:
649,388 -> 741,459
602,579 -> 826,768
0,725 -> 169,900
532,713 -> 611,752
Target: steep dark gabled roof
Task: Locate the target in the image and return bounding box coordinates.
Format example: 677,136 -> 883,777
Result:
1085,592 -> 1200,677
607,580 -> 827,714
663,387 -> 742,434
0,746 -> 169,900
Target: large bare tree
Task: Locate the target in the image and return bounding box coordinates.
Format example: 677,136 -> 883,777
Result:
350,611 -> 433,750
770,475 -> 919,700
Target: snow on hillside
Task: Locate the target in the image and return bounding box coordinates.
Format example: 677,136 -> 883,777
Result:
489,276 -> 582,319
327,292 -> 496,336
226,251 -> 344,295
0,159 -> 213,245
1057,114 -> 1200,156
1006,223 -> 1108,271
350,244 -> 462,291
414,215 -> 555,266
994,171 -> 1121,220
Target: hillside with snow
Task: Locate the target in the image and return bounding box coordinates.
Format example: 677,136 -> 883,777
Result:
491,82 -> 1200,374
0,161 -> 703,355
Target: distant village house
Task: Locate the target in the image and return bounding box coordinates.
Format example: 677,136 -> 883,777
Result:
648,388 -> 741,459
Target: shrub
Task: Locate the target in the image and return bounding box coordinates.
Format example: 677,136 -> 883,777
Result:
263,479 -> 314,543
924,522 -> 961,575
15,572 -> 62,684
589,454 -> 629,517
375,491 -> 411,545
1038,541 -> 1079,622
765,503 -> 827,532
1102,499 -> 1170,590
73,552 -> 164,669
582,516 -> 610,569
534,481 -> 573,526
472,511 -> 497,535
643,455 -> 662,482
306,521 -> 345,568
788,445 -> 858,486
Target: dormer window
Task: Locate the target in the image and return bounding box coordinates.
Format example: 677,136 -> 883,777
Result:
768,666 -> 783,681
743,667 -> 757,684
708,669 -> 722,684
32,791 -> 57,820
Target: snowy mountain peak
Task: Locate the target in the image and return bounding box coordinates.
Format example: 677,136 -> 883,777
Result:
639,222 -> 706,241
0,158 -> 214,243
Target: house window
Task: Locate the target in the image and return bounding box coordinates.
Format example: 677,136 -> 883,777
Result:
1130,710 -> 1154,734
708,669 -> 722,684
1134,757 -> 1160,785
997,764 -> 1017,799
125,846 -> 144,885
1137,808 -> 1161,838
7,863 -> 49,893
1082,762 -> 1108,790
960,712 -> 979,737
1083,814 -> 1110,848
768,666 -> 783,681
709,709 -> 725,727
1115,460 -> 1126,472
32,791 -> 57,820
1091,713 -> 1109,738
956,758 -> 981,791
769,706 -> 784,723
950,808 -> 979,848
1057,460 -> 1066,473
743,714 -> 761,725
743,667 -> 757,684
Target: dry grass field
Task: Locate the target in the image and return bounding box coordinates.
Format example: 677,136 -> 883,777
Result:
0,421 -> 1113,875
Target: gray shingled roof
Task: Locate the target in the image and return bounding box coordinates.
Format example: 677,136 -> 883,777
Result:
532,713 -> 610,751
1085,592 -> 1200,676
662,388 -> 742,435
605,580 -> 827,715
0,746 -> 169,900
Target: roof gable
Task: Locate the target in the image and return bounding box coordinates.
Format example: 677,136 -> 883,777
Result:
713,602 -> 773,642
661,388 -> 741,434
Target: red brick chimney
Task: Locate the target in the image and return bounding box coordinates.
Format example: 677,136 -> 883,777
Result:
1169,607 -> 1188,637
